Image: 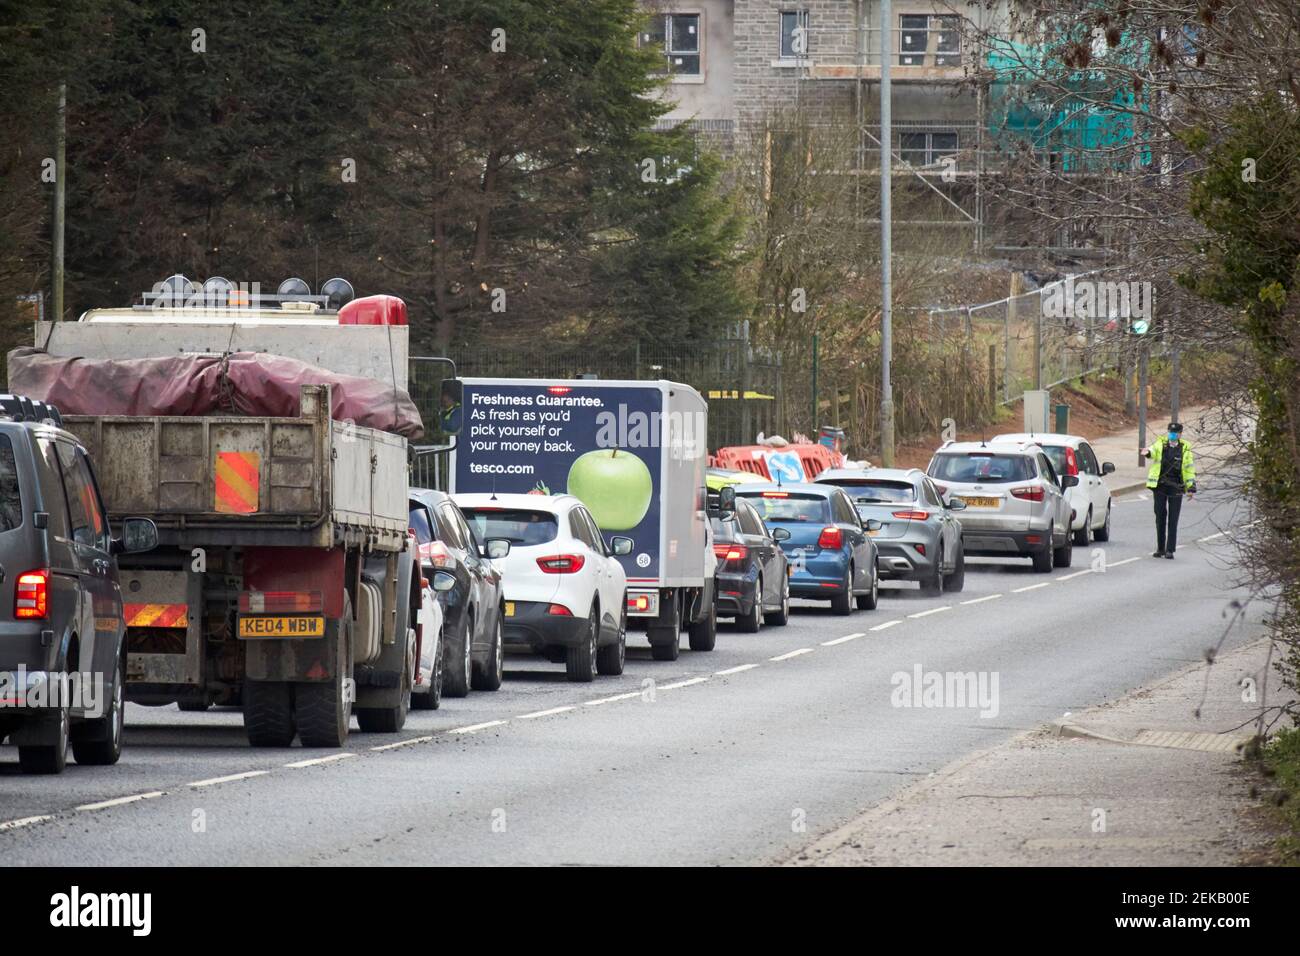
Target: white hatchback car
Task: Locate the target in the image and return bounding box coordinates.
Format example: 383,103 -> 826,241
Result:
411,571 -> 448,710
992,433 -> 1116,545
456,493 -> 632,682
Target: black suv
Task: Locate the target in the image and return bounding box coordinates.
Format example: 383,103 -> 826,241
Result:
0,397 -> 157,774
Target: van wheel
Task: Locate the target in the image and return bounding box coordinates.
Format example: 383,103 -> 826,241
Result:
72,654 -> 125,766
566,605 -> 599,682
597,606 -> 626,675
831,566 -> 854,614
942,545 -> 966,593
688,597 -> 717,651
296,594 -> 354,747
243,680 -> 295,747
357,627 -> 414,733
19,701 -> 69,774
1073,509 -> 1092,546
1094,503 -> 1112,542
736,577 -> 762,633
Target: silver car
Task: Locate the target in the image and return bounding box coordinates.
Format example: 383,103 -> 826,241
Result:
815,467 -> 967,595
925,441 -> 1077,573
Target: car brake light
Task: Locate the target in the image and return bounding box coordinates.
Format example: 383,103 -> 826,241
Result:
547,603 -> 572,616
1010,486 -> 1045,502
915,543 -> 926,556
537,554 -> 586,574
15,569 -> 48,619
421,540 -> 453,568
1064,446 -> 1078,476
818,526 -> 843,549
762,491 -> 789,498
712,543 -> 748,562
891,510 -> 930,521
547,386 -> 572,396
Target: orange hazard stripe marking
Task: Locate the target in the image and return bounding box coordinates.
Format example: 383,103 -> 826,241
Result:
124,603 -> 188,628
215,451 -> 260,514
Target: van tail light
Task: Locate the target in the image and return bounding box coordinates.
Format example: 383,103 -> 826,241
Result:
712,542 -> 748,565
1063,447 -> 1079,476
537,554 -> 586,574
817,526 -> 843,549
15,569 -> 48,619
891,510 -> 930,521
1011,485 -> 1045,502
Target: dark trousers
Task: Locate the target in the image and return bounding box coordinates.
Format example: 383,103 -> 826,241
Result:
1153,489 -> 1183,553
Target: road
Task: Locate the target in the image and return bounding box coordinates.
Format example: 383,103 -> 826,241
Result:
0,480 -> 1266,865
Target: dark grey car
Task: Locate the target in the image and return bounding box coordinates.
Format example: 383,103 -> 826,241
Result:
815,467 -> 966,596
0,400 -> 157,773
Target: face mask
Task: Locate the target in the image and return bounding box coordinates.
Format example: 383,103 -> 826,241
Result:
1167,432 -> 1179,442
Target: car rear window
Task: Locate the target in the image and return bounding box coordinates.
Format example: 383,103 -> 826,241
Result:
826,479 -> 915,504
738,492 -> 830,523
928,453 -> 1034,484
0,435 -> 21,532
462,508 -> 559,546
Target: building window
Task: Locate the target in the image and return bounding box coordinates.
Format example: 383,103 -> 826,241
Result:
644,13 -> 701,76
779,11 -> 810,58
899,130 -> 959,167
899,14 -> 962,67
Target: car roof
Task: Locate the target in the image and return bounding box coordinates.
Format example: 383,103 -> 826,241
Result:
816,466 -> 922,482
991,432 -> 1084,446
735,482 -> 837,496
935,441 -> 1041,455
452,492 -> 580,512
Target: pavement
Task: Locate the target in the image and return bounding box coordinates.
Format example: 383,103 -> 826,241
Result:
0,472 -> 1273,865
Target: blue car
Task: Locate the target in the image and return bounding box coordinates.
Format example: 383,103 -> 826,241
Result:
736,483 -> 879,615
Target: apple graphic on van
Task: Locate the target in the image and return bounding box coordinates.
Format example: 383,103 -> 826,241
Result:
566,448 -> 653,531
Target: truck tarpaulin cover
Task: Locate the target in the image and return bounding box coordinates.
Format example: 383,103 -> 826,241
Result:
6,348 -> 424,439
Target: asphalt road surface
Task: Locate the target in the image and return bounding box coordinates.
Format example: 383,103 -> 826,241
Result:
0,478 -> 1267,865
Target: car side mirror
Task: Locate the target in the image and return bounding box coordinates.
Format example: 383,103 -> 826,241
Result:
946,497 -> 967,511
1102,461 -> 1115,475
483,538 -> 511,559
610,535 -> 634,556
1060,474 -> 1080,489
716,485 -> 736,516
432,569 -> 457,592
771,527 -> 791,542
865,518 -> 883,532
114,517 -> 158,555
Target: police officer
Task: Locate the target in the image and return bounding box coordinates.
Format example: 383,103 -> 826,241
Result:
1142,421 -> 1196,558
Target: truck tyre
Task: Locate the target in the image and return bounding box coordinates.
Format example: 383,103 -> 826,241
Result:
648,627 -> 680,661
831,566 -> 854,614
444,611 -> 473,698
243,679 -> 295,748
688,596 -> 717,651
471,615 -> 504,691
357,626 -> 414,733
71,653 -> 125,766
296,595 -> 354,747
565,604 -> 599,682
942,545 -> 966,593
736,576 -> 762,633
19,700 -> 69,774
596,605 -> 626,675
764,574 -> 790,627
412,627 -> 444,710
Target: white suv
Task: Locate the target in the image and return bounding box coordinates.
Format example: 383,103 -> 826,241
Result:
992,433 -> 1116,545
926,441 -> 1078,573
456,493 -> 631,682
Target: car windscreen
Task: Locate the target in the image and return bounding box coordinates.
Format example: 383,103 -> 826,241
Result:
738,492 -> 830,523
461,508 -> 559,546
928,453 -> 1034,484
0,435 -> 22,532
824,479 -> 915,504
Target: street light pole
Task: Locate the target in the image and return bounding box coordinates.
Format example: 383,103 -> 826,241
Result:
879,0 -> 894,466
53,82 -> 66,323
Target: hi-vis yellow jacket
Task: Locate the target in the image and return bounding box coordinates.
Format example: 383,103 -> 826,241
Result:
1145,438 -> 1196,492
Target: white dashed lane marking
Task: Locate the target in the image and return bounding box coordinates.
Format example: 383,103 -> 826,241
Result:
0,815 -> 51,830
1056,569 -> 1095,581
370,736 -> 434,752
188,770 -> 271,787
76,792 -> 165,812
448,720 -> 508,734
715,663 -> 760,676
908,606 -> 952,618
960,594 -> 1002,605
770,648 -> 813,662
821,632 -> 865,646
284,753 -> 356,769
584,692 -> 641,707
870,620 -> 903,631
1012,582 -> 1051,593
659,677 -> 710,690
517,706 -> 576,720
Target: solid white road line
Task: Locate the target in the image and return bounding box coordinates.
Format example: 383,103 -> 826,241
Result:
370,736 -> 434,752
659,677 -> 710,690
715,663 -> 760,676
76,791 -> 165,812
1106,556 -> 1142,568
188,770 -> 271,787
770,648 -> 813,661
908,606 -> 952,618
284,753 -> 357,769
584,692 -> 641,707
517,706 -> 576,720
448,720 -> 508,734
960,594 -> 1002,605
821,632 -> 865,646
0,815 -> 52,830
1056,569 -> 1095,581
1012,582 -> 1051,593
870,619 -> 903,631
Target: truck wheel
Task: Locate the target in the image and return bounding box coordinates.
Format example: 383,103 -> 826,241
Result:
736,577 -> 762,633
648,627 -> 680,661
688,596 -> 717,650
831,566 -> 854,614
357,626 -> 414,733
19,701 -> 69,774
412,627 -> 444,711
296,595 -> 354,747
942,545 -> 966,593
565,605 -> 599,682
471,615 -> 504,691
71,654 -> 125,766
764,575 -> 790,627
596,606 -> 626,675
444,612 -> 473,698
243,679 -> 295,748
